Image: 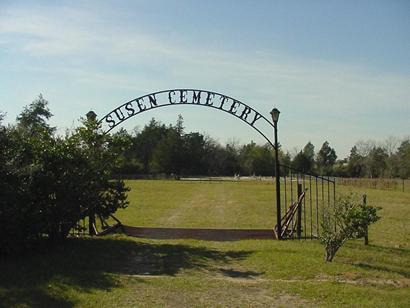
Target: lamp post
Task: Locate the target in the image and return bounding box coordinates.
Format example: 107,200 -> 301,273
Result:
86,110 -> 97,236
270,108 -> 281,240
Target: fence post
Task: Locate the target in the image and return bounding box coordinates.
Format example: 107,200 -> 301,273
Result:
363,194 -> 368,245
89,212 -> 96,236
297,184 -> 302,239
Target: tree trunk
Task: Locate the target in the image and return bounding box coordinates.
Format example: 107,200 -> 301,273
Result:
325,246 -> 336,262
325,241 -> 343,262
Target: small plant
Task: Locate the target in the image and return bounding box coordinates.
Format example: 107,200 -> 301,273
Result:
320,193 -> 380,262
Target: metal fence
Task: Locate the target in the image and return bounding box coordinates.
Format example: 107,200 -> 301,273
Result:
278,165 -> 336,240
69,218 -> 87,237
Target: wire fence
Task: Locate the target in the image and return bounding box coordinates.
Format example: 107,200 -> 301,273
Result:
335,177 -> 409,192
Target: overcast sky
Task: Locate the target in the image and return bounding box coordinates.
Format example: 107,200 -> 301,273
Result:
1,0 -> 409,157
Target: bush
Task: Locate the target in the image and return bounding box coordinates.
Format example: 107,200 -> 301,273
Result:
320,193 -> 380,262
0,98 -> 130,255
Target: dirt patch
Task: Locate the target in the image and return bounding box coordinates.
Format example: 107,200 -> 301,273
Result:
122,273 -> 316,307
121,225 -> 276,241
315,274 -> 410,288
161,280 -> 314,307
217,272 -> 410,289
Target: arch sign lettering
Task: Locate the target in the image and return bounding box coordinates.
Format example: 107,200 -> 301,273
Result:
100,89 -> 275,147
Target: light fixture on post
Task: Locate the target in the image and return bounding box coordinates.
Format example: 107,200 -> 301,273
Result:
270,108 -> 280,123
86,110 -> 97,121
270,107 -> 282,240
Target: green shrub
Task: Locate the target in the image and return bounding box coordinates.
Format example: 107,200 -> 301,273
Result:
0,98 -> 130,255
320,193 -> 380,262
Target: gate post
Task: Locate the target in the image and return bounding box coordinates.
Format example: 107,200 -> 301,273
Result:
86,110 -> 98,236
89,213 -> 96,236
297,184 -> 302,239
270,108 -> 281,240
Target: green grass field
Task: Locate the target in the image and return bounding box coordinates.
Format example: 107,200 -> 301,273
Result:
1,180 -> 409,307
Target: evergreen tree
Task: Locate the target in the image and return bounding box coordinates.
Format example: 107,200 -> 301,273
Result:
347,146 -> 365,177
152,116 -> 184,175
395,140 -> 410,179
16,94 -> 55,134
367,147 -> 388,178
317,141 -> 337,175
134,118 -> 168,173
291,142 -> 315,173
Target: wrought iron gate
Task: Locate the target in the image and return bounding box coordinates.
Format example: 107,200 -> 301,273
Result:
275,164 -> 336,240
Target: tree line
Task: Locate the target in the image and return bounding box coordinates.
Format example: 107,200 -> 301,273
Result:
113,115 -> 410,179
115,115 -> 277,177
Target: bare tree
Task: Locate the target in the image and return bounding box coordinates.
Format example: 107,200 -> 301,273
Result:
355,140 -> 375,157
383,136 -> 400,156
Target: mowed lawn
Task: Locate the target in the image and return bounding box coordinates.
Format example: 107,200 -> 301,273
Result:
116,180 -> 277,228
0,180 -> 409,307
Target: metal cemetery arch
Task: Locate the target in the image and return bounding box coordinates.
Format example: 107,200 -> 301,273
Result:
88,88 -> 336,241
97,89 -> 285,238
99,89 -> 275,148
